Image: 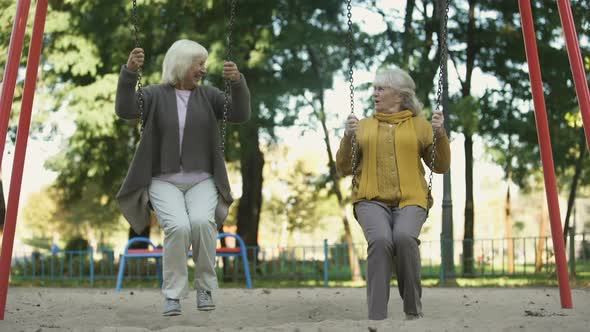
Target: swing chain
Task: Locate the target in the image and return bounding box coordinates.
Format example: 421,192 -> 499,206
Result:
346,0 -> 358,187
221,0 -> 237,153
132,0 -> 145,134
427,0 -> 449,215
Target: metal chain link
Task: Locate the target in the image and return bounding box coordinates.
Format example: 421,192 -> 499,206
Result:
346,0 -> 358,188
427,0 -> 449,216
221,0 -> 237,153
132,0 -> 145,134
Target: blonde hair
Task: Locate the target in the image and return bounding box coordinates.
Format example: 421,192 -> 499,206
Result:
373,66 -> 423,116
161,39 -> 208,85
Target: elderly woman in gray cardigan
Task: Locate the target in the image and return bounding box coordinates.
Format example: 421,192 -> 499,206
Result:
115,39 -> 250,316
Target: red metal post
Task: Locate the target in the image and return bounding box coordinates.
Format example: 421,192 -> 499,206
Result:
0,0 -> 32,163
518,0 -> 573,309
556,0 -> 590,151
0,0 -> 49,320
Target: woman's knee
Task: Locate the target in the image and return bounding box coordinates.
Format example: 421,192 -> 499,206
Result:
369,236 -> 394,254
189,214 -> 214,231
392,232 -> 418,248
164,221 -> 191,237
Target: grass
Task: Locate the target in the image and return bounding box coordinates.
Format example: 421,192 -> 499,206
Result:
10,257 -> 590,289
10,273 -> 590,289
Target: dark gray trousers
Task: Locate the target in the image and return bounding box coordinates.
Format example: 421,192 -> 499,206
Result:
354,201 -> 427,320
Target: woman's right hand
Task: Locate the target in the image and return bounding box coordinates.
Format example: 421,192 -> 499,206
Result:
126,48 -> 144,72
344,114 -> 359,137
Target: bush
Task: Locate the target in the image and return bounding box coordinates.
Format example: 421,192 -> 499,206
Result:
65,236 -> 89,251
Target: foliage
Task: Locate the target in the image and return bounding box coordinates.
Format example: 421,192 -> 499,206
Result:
477,0 -> 590,191
64,236 -> 89,251
2,0 -> 589,249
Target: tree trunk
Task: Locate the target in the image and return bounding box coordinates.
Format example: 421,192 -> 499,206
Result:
219,237 -> 229,281
417,0 -> 439,103
460,0 -> 478,277
462,134 -> 474,275
563,131 -> 586,246
317,106 -> 363,282
463,0 -> 477,96
379,0 -> 438,102
236,122 -> 264,259
401,0 -> 416,66
505,183 -> 515,274
278,214 -> 288,248
307,47 -> 362,282
438,0 -> 454,278
340,212 -> 363,281
535,201 -> 548,272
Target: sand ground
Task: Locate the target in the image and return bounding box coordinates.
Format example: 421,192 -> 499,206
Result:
2,287 -> 589,331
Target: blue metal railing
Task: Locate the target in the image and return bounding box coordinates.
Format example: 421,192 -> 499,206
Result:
10,232 -> 590,286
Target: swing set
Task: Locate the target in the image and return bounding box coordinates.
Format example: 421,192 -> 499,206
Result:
0,0 -> 588,320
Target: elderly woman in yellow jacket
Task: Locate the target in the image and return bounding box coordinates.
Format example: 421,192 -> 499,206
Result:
336,66 -> 450,321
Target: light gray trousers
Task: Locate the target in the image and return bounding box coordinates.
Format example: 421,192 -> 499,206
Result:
354,201 -> 427,320
148,178 -> 219,300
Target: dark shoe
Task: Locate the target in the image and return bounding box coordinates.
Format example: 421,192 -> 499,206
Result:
405,312 -> 423,320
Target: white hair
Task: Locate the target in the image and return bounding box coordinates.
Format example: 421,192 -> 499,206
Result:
161,39 -> 208,85
373,66 -> 423,116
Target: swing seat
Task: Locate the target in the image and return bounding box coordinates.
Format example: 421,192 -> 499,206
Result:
115,233 -> 253,291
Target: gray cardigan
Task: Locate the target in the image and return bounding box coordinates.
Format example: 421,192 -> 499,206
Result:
115,66 -> 251,233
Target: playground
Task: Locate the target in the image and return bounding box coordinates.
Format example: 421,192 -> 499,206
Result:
3,287 -> 589,331
1,0 -> 590,330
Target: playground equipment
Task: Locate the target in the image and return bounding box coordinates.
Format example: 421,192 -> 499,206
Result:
115,233 -> 252,291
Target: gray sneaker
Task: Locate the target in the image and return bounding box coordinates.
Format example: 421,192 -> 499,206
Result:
196,289 -> 216,311
163,298 -> 181,316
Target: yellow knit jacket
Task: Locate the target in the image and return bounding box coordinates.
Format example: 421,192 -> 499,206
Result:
336,115 -> 451,209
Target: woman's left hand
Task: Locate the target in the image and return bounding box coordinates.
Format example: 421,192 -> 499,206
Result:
432,110 -> 445,136
223,61 -> 241,82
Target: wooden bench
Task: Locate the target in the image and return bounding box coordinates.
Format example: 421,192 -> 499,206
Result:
115,233 -> 252,291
